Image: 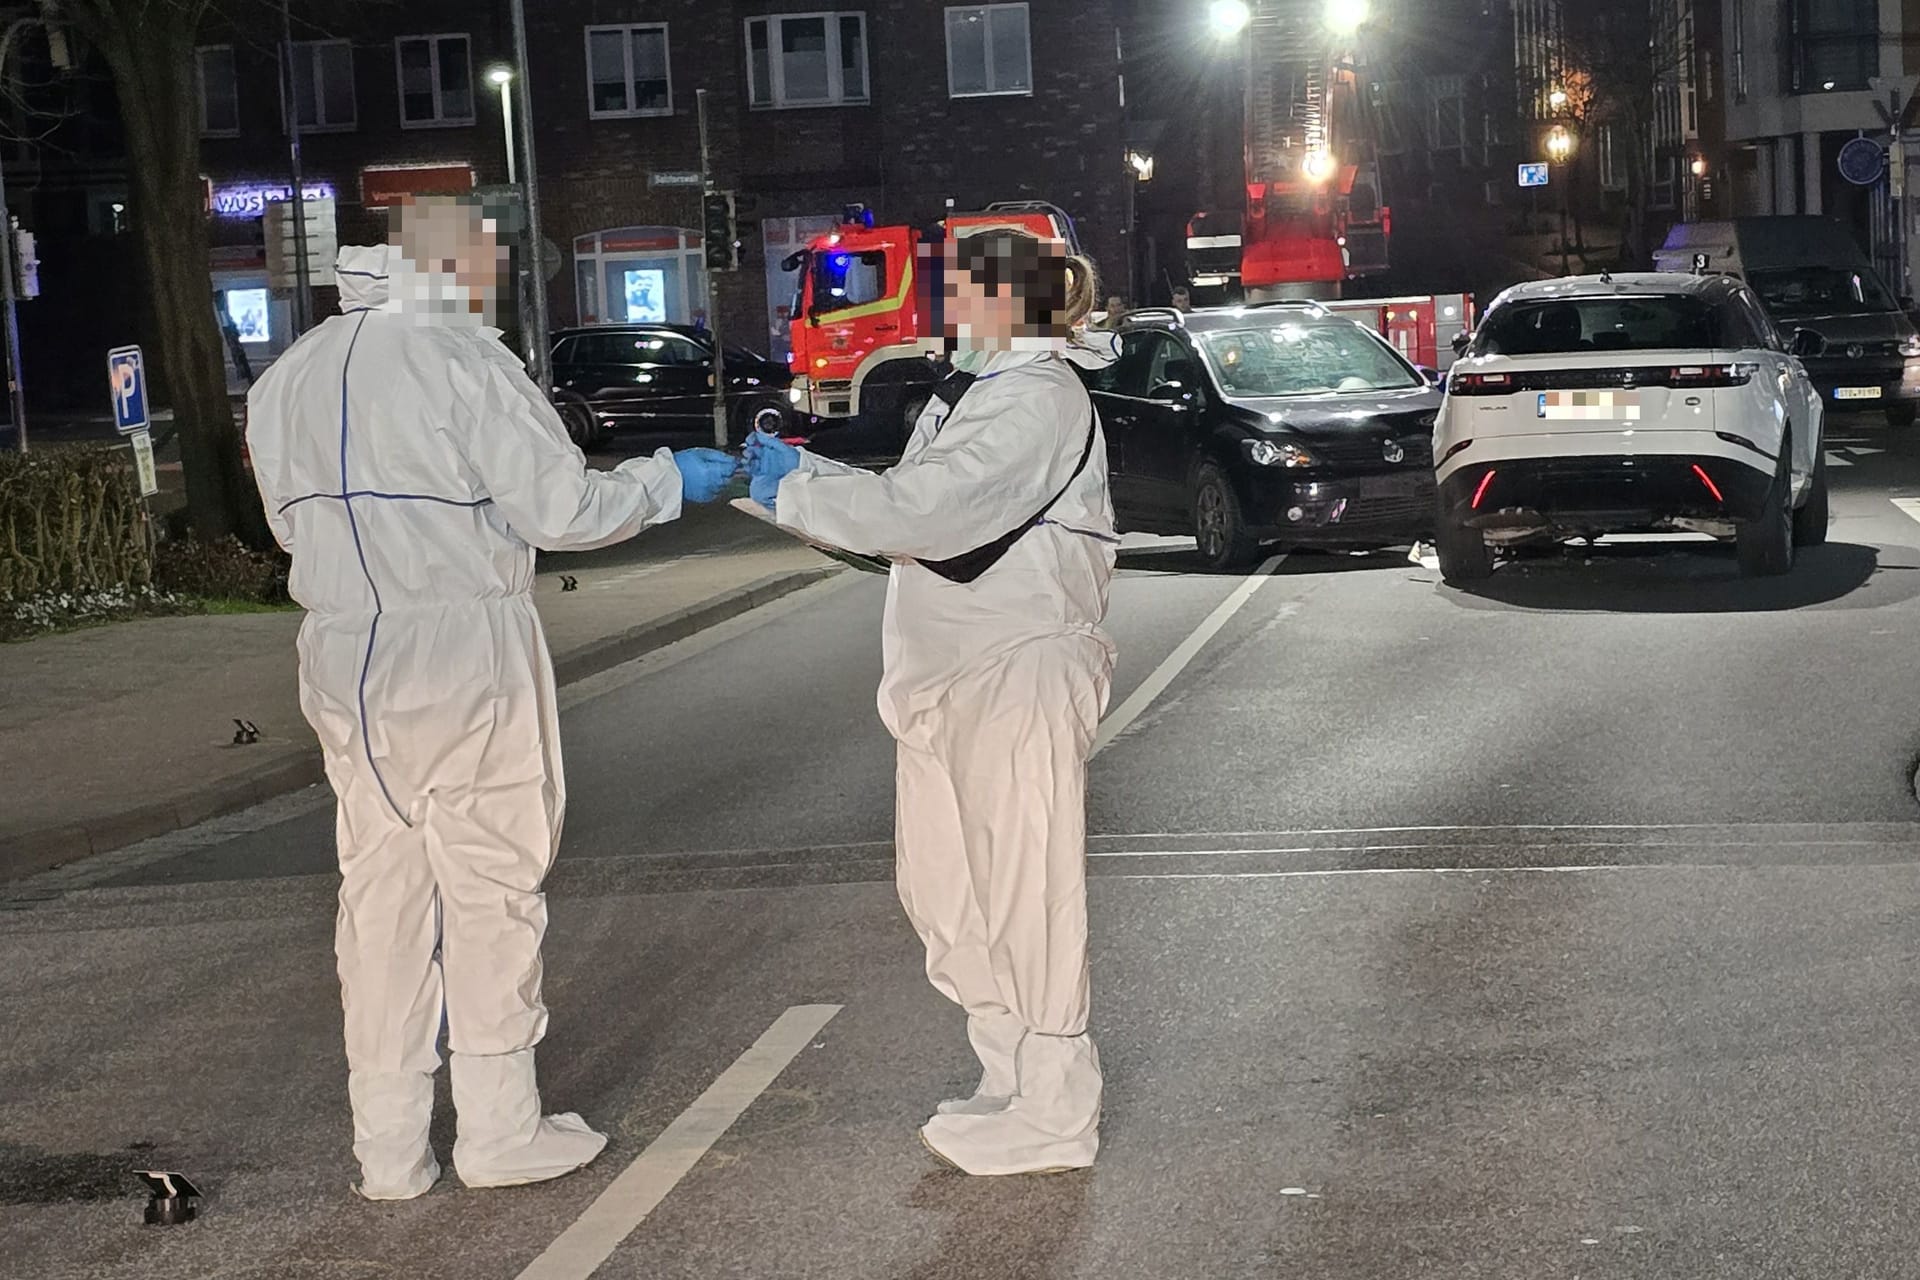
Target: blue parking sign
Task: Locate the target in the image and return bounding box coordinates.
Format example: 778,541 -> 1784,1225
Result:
109,345 -> 148,435
1517,163 -> 1550,189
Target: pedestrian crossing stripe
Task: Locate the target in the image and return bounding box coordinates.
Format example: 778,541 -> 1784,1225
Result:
1893,498 -> 1920,525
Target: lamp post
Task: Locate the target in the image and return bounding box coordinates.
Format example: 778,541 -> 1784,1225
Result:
1546,123 -> 1574,275
487,66 -> 516,186
506,0 -> 552,393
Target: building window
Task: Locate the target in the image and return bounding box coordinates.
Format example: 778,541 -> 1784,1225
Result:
1731,0 -> 1746,102
1427,74 -> 1464,153
197,45 -> 238,137
396,35 -> 474,127
746,13 -> 869,109
946,4 -> 1031,98
1790,0 -> 1877,94
1598,123 -> 1626,191
587,24 -> 671,118
289,39 -> 356,131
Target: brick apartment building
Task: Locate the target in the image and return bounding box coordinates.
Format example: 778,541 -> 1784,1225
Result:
13,1 -> 1127,404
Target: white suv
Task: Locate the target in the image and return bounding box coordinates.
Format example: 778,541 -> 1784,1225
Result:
1434,273 -> 1829,582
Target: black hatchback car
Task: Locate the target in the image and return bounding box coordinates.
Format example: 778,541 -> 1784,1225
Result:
1082,304 -> 1444,569
549,324 -> 792,450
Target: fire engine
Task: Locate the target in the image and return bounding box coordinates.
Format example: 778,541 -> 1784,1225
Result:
1320,294 -> 1476,371
1189,0 -> 1390,301
782,202 -> 1079,438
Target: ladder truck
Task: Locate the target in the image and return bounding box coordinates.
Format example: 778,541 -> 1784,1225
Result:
1189,0 -> 1391,301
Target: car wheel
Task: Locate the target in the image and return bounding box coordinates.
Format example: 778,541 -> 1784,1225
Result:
1191,464 -> 1262,571
560,400 -> 605,452
1888,403 -> 1917,428
1434,504 -> 1492,583
730,397 -> 788,445
1737,441 -> 1795,577
1792,446 -> 1829,548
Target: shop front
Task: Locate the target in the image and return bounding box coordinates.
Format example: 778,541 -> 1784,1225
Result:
573,226 -> 708,327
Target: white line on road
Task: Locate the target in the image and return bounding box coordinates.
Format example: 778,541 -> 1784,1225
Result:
1827,451 -> 1855,468
1092,554 -> 1286,758
1894,497 -> 1920,525
515,1004 -> 842,1280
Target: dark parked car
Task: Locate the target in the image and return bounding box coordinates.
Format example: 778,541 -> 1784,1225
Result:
1081,303 -> 1444,569
549,324 -> 791,450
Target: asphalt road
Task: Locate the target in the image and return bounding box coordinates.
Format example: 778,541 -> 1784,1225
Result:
7,412 -> 1920,1279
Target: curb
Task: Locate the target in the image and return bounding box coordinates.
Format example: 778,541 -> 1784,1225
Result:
0,566 -> 841,886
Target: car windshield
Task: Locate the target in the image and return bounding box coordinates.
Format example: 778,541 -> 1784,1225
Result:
1748,266 -> 1896,318
1197,323 -> 1420,397
1474,296 -> 1722,355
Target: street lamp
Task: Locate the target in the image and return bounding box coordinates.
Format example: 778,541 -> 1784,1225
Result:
1325,0 -> 1369,35
487,65 -> 517,186
1208,0 -> 1251,37
1690,156 -> 1708,178
1127,150 -> 1155,181
1549,88 -> 1569,112
1545,126 -> 1574,275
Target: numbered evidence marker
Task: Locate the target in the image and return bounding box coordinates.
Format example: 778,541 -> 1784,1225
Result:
136,1170 -> 202,1225
108,344 -> 149,435
129,428 -> 159,498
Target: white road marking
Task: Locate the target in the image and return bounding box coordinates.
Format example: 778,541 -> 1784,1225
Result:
515,1004 -> 842,1280
1104,862 -> 1870,882
1092,554 -> 1286,757
1826,451 -> 1855,468
1894,498 -> 1920,526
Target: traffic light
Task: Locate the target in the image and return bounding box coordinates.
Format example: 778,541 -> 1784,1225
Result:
702,191 -> 739,271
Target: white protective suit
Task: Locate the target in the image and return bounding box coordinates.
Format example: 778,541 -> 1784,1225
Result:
773,339 -> 1120,1175
246,246 -> 685,1198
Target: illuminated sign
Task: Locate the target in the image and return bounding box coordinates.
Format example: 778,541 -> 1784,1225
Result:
212,182 -> 336,218
360,164 -> 475,208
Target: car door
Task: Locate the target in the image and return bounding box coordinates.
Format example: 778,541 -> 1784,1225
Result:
631,331 -> 715,425
1082,331 -> 1159,526
1734,287 -> 1819,484
557,332 -> 653,428
1129,334 -> 1208,520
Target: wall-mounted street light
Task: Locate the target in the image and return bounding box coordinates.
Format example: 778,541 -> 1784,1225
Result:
1546,125 -> 1574,163
1690,156 -> 1708,178
1127,150 -> 1156,181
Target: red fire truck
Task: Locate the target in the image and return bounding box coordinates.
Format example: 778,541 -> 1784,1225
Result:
782,202 -> 1080,439
1320,294 -> 1476,371
1188,0 -> 1390,301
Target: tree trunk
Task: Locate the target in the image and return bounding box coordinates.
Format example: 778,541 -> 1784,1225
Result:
66,3 -> 268,547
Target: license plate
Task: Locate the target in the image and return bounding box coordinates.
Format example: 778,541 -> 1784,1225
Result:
1538,390 -> 1642,421
1835,386 -> 1883,401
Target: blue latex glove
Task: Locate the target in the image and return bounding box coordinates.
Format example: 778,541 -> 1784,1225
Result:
744,429 -> 801,484
751,471 -> 784,511
673,448 -> 739,504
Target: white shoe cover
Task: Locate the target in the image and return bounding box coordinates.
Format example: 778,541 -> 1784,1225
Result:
451,1050 -> 608,1189
935,1013 -> 1025,1117
353,1157 -> 442,1202
921,1033 -> 1101,1175
348,1070 -> 441,1200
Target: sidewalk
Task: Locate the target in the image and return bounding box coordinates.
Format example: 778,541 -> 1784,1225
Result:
0,501 -> 841,882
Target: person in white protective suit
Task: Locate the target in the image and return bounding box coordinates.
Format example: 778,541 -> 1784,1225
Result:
245,197 -> 739,1201
745,228 -> 1120,1175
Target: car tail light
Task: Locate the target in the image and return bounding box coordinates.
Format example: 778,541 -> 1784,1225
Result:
1449,373 -> 1514,395
1668,364 -> 1754,388
1471,470 -> 1497,509
1691,464 -> 1725,503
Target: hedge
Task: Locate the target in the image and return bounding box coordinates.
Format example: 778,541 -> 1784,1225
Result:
0,447 -> 152,604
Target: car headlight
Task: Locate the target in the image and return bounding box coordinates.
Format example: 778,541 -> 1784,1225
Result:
1247,439 -> 1315,468
787,387 -> 804,405
1900,334 -> 1920,358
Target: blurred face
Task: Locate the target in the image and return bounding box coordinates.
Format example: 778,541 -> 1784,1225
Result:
392,197 -> 511,320
940,234 -> 1071,347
